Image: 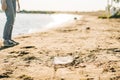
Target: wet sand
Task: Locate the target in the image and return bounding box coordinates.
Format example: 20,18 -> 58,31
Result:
0,12 -> 120,80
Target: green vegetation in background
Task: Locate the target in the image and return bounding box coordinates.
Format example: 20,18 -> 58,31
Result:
98,11 -> 120,19
109,11 -> 120,18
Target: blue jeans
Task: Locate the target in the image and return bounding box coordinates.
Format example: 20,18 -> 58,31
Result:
3,0 -> 16,40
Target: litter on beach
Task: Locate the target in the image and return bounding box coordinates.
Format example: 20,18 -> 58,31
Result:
53,56 -> 74,65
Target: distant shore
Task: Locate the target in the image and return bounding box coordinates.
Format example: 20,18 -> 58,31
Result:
1,9 -> 120,18
0,10 -> 106,14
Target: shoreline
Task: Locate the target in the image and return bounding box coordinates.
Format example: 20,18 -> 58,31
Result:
0,12 -> 120,80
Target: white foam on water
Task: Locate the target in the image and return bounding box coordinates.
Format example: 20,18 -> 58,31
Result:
28,14 -> 82,33
46,14 -> 79,27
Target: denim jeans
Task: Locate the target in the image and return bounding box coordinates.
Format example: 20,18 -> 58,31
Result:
3,0 -> 16,40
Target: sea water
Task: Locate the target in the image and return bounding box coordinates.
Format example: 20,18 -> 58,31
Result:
0,13 -> 81,39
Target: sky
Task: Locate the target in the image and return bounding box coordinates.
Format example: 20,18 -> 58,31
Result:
19,0 -> 107,11
1,0 -> 108,11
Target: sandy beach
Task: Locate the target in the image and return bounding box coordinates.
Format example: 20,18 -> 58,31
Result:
0,12 -> 120,80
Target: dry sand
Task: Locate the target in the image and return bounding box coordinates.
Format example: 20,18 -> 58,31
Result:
0,12 -> 120,80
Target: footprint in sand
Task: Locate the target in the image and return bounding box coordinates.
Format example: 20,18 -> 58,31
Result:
9,51 -> 30,57
21,46 -> 36,49
18,75 -> 33,80
0,70 -> 13,79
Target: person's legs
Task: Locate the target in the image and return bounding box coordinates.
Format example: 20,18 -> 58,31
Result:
3,0 -> 15,40
8,0 -> 16,40
3,0 -> 17,46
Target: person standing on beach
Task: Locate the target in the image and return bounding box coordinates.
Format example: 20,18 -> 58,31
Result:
1,0 -> 20,47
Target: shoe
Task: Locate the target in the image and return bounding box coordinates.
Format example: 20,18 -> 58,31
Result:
9,40 -> 19,45
3,40 -> 15,47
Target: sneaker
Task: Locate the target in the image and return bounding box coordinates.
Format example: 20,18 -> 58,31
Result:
9,40 -> 19,45
3,40 -> 15,47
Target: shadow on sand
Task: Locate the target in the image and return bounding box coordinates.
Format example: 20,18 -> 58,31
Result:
0,46 -> 14,51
